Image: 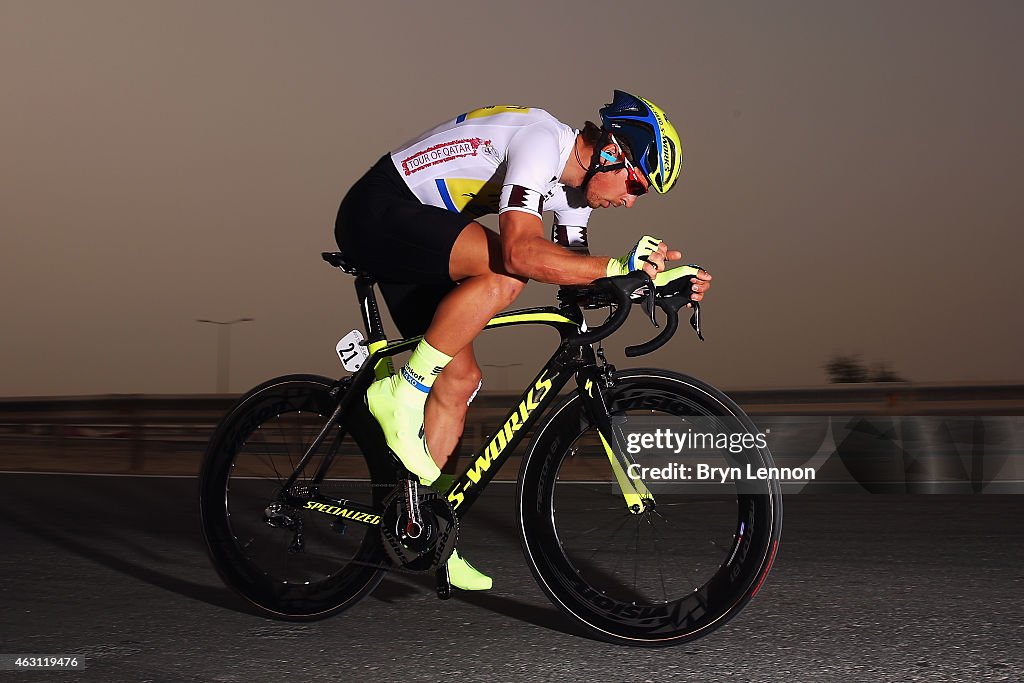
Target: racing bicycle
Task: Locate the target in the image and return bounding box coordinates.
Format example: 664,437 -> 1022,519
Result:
198,251 -> 783,646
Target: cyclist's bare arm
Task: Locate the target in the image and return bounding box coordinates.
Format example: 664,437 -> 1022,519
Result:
499,210 -> 680,284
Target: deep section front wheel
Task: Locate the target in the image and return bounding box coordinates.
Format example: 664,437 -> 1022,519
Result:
199,374 -> 394,619
518,370 -> 782,646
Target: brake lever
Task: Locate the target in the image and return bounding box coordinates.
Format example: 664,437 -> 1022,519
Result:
689,301 -> 704,341
628,276 -> 659,327
642,287 -> 658,327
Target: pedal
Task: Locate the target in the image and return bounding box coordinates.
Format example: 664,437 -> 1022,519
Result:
435,563 -> 452,600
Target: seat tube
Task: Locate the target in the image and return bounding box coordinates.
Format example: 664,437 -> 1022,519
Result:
355,275 -> 395,379
355,275 -> 386,343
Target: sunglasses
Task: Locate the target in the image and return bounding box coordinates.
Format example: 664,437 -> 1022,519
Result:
605,134 -> 648,196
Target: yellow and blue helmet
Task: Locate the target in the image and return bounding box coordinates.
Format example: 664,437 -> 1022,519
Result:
600,90 -> 683,194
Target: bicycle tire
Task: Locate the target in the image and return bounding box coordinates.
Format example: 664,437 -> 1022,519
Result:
518,369 -> 782,646
199,374 -> 393,619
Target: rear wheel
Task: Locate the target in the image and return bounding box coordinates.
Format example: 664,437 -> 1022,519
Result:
518,370 -> 782,646
199,374 -> 394,619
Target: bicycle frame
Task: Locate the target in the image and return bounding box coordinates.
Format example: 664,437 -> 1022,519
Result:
279,273 -> 652,525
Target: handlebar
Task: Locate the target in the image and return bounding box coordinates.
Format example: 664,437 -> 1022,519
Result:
560,267 -> 705,355
566,271 -> 653,346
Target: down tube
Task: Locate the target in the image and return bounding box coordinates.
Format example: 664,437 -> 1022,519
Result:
445,362 -> 575,516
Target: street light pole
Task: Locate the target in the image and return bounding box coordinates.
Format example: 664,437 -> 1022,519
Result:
196,318 -> 254,393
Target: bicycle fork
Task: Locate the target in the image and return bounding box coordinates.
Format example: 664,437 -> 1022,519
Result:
575,366 -> 654,514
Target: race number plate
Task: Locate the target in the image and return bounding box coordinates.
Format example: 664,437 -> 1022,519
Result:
336,330 -> 369,372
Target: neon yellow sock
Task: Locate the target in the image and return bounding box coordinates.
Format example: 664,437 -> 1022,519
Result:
395,339 -> 452,403
366,340 -> 452,483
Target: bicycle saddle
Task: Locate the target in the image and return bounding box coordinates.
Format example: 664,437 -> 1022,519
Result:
322,251 -> 364,277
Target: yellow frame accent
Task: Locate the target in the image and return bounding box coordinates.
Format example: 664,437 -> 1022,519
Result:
599,433 -> 654,513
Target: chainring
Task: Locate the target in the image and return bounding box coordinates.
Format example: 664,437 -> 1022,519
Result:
379,485 -> 458,572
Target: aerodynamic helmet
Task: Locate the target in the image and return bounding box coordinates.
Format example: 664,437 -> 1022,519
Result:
599,90 -> 683,194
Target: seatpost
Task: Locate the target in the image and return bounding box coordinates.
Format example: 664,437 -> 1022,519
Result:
354,275 -> 387,343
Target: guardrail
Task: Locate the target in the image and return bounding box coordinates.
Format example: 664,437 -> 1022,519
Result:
1,383 -> 1022,474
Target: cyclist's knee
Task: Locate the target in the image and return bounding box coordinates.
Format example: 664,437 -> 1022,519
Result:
489,273 -> 526,308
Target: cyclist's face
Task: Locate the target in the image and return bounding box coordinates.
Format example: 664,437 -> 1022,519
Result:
586,141 -> 649,209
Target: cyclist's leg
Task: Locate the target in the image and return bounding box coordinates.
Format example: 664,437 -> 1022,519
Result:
366,281 -> 454,483
419,225 -> 527,463
367,222 -> 525,482
420,223 -> 524,466
363,284 -> 481,471
368,289 -> 495,590
377,223 -> 522,591
424,344 -> 482,469
425,222 -> 527,354
336,161 -> 525,475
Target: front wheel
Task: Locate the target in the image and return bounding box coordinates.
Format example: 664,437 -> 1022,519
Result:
518,370 -> 782,646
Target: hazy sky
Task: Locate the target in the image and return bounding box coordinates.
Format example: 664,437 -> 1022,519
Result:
2,1 -> 1022,396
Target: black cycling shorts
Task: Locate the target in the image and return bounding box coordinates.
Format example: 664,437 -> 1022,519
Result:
335,154 -> 475,337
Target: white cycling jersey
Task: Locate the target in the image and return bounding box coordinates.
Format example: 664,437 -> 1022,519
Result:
389,105 -> 592,250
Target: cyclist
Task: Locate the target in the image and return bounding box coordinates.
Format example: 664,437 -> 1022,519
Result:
335,90 -> 712,590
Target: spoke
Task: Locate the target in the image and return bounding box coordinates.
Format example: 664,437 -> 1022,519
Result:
288,413 -> 303,479
632,516 -> 641,597
584,511 -> 634,567
577,524 -> 618,537
275,410 -> 294,474
291,410 -> 307,473
653,505 -> 704,589
608,524 -> 630,579
247,423 -> 283,484
235,426 -> 278,498
652,501 -> 731,507
263,427 -> 285,483
647,514 -> 669,603
566,505 -> 634,513
676,560 -> 702,589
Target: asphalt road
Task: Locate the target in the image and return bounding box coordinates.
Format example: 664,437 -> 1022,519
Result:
0,473 -> 1022,682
